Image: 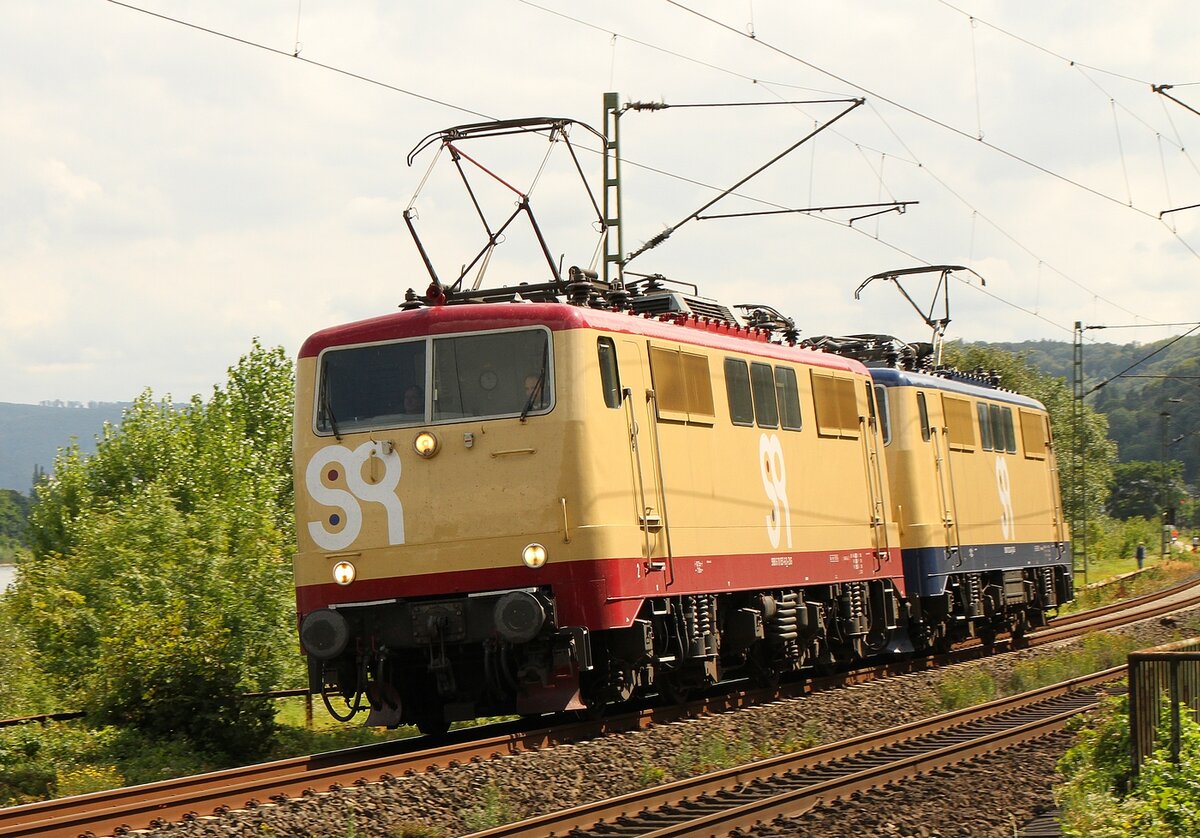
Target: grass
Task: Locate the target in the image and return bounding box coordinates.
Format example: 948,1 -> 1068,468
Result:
930,633 -> 1145,715
671,720 -> 826,779
1063,553 -> 1200,615
1007,634 -> 1139,693
461,783 -> 518,832
935,668 -> 999,711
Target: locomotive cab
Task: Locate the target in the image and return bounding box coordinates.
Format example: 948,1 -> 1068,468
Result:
293,312 -> 602,731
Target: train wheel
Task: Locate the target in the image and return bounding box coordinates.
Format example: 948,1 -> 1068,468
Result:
977,623 -> 998,649
415,716 -> 451,737
658,673 -> 692,705
748,651 -> 782,689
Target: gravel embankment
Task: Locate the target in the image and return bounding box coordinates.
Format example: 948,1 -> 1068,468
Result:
140,607 -> 1200,837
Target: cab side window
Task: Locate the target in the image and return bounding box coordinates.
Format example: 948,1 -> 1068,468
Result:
873,384 -> 891,445
917,391 -> 931,442
977,402 -> 993,451
597,337 -> 621,408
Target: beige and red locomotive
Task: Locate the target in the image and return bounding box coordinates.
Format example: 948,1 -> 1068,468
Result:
293,284 -> 1071,732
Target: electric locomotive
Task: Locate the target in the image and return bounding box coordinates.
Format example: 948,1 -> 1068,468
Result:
294,279 -> 919,732
807,334 -> 1073,649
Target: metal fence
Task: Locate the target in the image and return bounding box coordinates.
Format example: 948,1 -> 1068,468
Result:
1128,637 -> 1200,771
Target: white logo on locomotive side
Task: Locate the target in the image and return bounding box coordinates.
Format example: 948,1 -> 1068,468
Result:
760,433 -> 793,550
995,456 -> 1014,541
306,442 -> 405,551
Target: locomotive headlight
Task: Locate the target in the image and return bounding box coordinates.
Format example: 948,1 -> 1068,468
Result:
332,560 -> 357,586
522,542 -> 548,569
413,431 -> 439,458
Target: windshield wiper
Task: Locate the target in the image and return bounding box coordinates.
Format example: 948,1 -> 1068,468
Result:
519,344 -> 549,423
319,363 -> 343,440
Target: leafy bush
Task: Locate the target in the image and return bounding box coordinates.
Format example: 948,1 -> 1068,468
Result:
0,721 -> 121,806
7,341 -> 299,762
1057,693 -> 1200,836
85,602 -> 278,761
0,598 -> 53,717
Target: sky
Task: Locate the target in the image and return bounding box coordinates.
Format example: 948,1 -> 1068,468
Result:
3,1 -> 1199,405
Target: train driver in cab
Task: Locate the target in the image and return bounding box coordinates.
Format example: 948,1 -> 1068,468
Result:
523,373 -> 547,410
402,384 -> 424,416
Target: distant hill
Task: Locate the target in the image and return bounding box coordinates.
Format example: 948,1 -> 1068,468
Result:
0,402 -> 130,493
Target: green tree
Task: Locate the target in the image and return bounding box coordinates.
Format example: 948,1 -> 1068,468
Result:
8,340 -> 297,760
0,489 -> 31,563
1109,460 -> 1186,521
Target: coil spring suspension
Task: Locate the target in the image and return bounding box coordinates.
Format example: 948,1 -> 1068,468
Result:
840,582 -> 869,637
767,591 -> 799,641
966,574 -> 984,618
678,595 -> 718,658
766,590 -> 802,660
1038,566 -> 1058,607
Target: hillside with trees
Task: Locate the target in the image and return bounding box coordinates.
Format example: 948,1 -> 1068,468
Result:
959,334 -> 1200,487
0,489 -> 31,563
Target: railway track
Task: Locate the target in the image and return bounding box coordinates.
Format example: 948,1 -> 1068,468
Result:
468,668 -> 1122,837
4,578 -> 1198,838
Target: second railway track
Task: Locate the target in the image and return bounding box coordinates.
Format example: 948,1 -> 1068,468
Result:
469,668 -> 1123,838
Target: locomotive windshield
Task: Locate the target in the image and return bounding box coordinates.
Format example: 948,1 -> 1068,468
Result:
316,327 -> 552,433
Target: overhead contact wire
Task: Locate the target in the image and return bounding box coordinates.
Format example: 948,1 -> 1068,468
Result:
861,101 -> 1149,321
106,0 -> 493,120
664,0 -> 1166,221
934,0 -> 1154,85
516,0 -> 848,98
